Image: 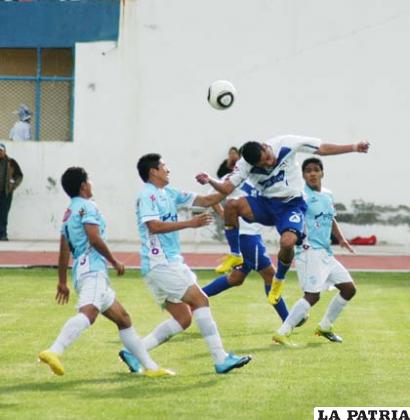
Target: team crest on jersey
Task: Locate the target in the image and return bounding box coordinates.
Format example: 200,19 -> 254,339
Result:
150,194 -> 156,201
289,213 -> 301,223
79,207 -> 86,218
62,208 -> 72,222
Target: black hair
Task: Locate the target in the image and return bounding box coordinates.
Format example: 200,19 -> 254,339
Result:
302,157 -> 323,172
61,167 -> 88,198
241,141 -> 263,165
228,146 -> 239,154
137,153 -> 162,182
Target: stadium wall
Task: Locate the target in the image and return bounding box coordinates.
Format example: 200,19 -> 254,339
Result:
3,0 -> 410,243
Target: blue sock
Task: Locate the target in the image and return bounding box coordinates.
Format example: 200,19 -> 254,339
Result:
202,275 -> 232,297
224,226 -> 240,255
276,259 -> 291,280
264,284 -> 289,321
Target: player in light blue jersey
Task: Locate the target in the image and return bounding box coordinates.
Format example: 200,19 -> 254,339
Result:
272,158 -> 356,346
119,153 -> 252,375
39,167 -> 173,378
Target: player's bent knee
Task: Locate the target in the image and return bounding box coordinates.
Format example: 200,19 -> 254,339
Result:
304,293 -> 320,306
340,283 -> 356,301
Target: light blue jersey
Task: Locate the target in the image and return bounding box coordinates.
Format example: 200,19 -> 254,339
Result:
61,197 -> 108,287
298,185 -> 335,255
137,183 -> 196,275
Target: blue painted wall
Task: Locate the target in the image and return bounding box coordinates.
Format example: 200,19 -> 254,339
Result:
0,0 -> 120,47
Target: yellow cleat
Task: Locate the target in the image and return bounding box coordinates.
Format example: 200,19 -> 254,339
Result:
38,350 -> 65,376
267,279 -> 285,305
215,254 -> 243,273
143,367 -> 176,378
272,332 -> 298,348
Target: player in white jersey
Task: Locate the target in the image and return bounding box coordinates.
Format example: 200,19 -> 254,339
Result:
272,158 -> 356,346
38,167 -> 173,378
196,135 -> 369,307
119,154 -> 252,375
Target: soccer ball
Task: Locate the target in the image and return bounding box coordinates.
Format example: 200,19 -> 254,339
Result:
207,80 -> 237,110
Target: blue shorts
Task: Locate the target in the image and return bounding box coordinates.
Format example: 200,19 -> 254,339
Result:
234,234 -> 272,276
244,195 -> 307,242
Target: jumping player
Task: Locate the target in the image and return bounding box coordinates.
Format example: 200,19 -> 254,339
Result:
196,135 -> 369,306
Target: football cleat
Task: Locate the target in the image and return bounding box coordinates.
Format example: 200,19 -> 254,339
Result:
119,349 -> 142,373
215,353 -> 252,374
38,350 -> 65,376
272,332 -> 298,348
267,279 -> 285,305
215,254 -> 243,273
143,368 -> 176,378
315,326 -> 343,343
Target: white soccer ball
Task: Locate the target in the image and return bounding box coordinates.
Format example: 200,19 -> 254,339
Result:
207,80 -> 237,110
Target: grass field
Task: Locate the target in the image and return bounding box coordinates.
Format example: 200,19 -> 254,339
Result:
1,268 -> 409,420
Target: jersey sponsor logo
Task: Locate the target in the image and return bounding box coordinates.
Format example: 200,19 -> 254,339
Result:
289,212 -> 301,223
258,170 -> 285,188
62,208 -> 72,222
161,213 -> 177,222
79,207 -> 86,218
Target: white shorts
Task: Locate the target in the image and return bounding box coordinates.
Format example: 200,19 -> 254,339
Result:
295,248 -> 353,293
75,272 -> 116,313
144,262 -> 197,305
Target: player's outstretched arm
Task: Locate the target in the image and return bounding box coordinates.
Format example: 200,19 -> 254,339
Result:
146,213 -> 213,234
196,172 -> 236,195
193,192 -> 226,207
56,235 -> 70,304
332,219 -> 355,254
84,224 -> 125,276
316,140 -> 370,156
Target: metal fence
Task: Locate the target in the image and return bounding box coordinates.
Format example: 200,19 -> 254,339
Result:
0,48 -> 74,141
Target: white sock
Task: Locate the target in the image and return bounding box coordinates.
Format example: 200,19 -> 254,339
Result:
119,326 -> 158,371
319,294 -> 348,331
49,313 -> 91,355
278,298 -> 311,335
143,318 -> 183,351
193,307 -> 228,364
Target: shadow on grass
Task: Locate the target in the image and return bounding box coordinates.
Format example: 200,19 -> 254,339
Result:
0,372 -> 219,400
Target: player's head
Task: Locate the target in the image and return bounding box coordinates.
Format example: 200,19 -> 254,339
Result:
302,157 -> 323,191
61,167 -> 92,198
228,146 -> 240,164
137,153 -> 170,186
241,141 -> 276,168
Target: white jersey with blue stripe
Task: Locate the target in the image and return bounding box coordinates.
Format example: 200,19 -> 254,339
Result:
298,185 -> 335,255
229,135 -> 321,199
61,197 -> 108,287
137,182 -> 196,275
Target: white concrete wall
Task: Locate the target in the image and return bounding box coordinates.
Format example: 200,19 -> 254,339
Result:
5,0 -> 410,241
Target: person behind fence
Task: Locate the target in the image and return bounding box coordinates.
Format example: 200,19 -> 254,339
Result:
0,143 -> 23,241
9,104 -> 32,141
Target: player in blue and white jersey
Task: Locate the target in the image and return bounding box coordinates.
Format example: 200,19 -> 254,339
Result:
196,135 -> 369,307
119,154 -> 251,375
203,179 -> 291,323
38,167 -> 173,378
272,158 -> 356,346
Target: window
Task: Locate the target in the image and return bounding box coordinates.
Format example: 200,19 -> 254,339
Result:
0,48 -> 74,141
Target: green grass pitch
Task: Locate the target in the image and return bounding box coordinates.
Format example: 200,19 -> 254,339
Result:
1,269 -> 409,419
